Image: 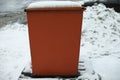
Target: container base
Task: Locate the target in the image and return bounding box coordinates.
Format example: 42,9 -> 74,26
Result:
19,60 -> 101,80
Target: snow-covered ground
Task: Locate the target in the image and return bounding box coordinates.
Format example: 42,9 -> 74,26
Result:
0,3 -> 120,80
0,23 -> 30,80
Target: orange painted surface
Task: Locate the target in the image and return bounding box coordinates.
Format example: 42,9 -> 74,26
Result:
26,7 -> 85,76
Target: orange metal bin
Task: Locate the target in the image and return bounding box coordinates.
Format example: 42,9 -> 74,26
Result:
25,3 -> 85,77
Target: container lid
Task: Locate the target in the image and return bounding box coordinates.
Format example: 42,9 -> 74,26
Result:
25,1 -> 85,11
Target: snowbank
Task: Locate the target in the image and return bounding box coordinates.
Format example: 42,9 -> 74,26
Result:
80,4 -> 120,80
81,3 -> 120,58
27,1 -> 81,8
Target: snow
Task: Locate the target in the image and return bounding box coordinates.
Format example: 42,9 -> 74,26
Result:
92,56 -> 120,80
0,0 -> 31,12
80,3 -> 120,80
21,79 -> 58,80
81,3 -> 120,58
27,1 -> 82,9
0,23 -> 30,80
0,3 -> 120,80
0,0 -> 84,12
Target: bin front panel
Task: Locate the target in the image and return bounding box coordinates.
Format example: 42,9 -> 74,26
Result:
27,10 -> 83,76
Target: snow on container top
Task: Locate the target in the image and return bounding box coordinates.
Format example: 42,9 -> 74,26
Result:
25,1 -> 85,11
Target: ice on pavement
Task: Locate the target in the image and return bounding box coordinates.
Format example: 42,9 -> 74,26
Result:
27,1 -> 82,9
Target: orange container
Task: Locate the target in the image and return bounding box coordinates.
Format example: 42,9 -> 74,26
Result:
25,4 -> 85,77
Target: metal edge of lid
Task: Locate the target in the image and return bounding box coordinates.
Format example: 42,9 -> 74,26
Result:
24,7 -> 86,12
